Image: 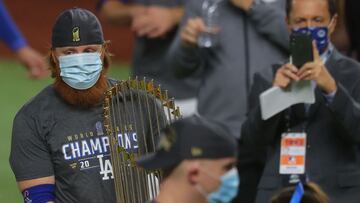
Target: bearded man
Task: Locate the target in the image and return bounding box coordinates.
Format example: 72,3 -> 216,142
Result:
9,8 -> 129,203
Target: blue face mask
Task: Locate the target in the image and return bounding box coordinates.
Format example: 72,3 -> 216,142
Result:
201,167 -> 240,203
59,52 -> 103,90
292,26 -> 329,54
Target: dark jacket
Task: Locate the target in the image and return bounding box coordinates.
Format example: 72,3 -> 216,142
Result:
242,49 -> 360,203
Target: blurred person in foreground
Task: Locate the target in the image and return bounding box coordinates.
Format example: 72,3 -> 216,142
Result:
137,116 -> 239,203
99,0 -> 201,117
8,8 -> 161,203
242,0 -> 360,202
271,181 -> 329,203
0,0 -> 48,79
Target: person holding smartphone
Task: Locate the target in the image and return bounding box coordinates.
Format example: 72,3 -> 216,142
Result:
241,0 -> 360,202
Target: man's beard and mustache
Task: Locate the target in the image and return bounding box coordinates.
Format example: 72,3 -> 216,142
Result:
53,70 -> 108,108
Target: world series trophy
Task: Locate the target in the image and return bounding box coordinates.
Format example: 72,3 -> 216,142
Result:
103,77 -> 181,203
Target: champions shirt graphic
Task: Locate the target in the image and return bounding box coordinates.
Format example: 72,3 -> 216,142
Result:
61,121 -> 138,180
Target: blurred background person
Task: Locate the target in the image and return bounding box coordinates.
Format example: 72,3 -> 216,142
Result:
0,0 -> 48,79
328,0 -> 360,61
330,0 -> 349,56
137,116 -> 239,203
345,0 -> 360,61
271,182 -> 329,203
170,0 -> 289,202
99,0 -> 201,117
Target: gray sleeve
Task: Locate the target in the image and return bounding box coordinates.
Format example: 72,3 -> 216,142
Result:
247,0 -> 289,51
167,0 -> 204,78
9,112 -> 54,181
328,80 -> 360,143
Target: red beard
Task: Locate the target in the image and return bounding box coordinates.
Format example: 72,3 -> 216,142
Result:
53,72 -> 108,108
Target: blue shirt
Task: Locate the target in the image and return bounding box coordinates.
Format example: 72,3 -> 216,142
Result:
0,0 -> 27,51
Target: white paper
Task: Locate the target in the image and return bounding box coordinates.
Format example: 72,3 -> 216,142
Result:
260,81 -> 315,120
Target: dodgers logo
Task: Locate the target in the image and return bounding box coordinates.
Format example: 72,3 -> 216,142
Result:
317,29 -> 326,38
96,121 -> 104,136
23,190 -> 32,203
97,154 -> 114,180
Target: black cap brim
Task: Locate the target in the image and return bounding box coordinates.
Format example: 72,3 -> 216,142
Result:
136,150 -> 181,170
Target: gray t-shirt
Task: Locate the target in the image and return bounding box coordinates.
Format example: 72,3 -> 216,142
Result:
10,79 -> 164,203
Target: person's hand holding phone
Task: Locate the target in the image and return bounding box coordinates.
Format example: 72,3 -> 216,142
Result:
274,36 -> 337,93
273,63 -> 299,88
297,42 -> 337,93
273,32 -> 311,88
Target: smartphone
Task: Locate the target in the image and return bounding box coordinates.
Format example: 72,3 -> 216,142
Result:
290,32 -> 313,68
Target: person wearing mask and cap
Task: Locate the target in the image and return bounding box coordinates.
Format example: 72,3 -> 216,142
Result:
137,116 -> 240,203
9,8 -> 162,203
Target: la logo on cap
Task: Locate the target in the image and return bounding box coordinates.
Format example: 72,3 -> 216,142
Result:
72,27 -> 80,42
